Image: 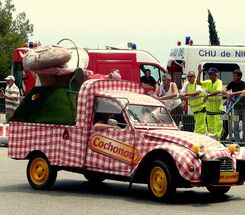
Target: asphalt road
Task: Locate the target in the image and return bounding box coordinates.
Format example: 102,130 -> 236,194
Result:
0,146 -> 245,215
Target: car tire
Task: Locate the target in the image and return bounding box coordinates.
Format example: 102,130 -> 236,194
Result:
148,160 -> 176,202
27,154 -> 57,190
206,185 -> 231,195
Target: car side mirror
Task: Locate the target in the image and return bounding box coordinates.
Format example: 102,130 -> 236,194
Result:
108,118 -> 118,126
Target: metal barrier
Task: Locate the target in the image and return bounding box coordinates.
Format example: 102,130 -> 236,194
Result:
224,95 -> 245,145
0,96 -> 5,113
0,81 -> 6,113
0,91 -> 244,145
167,94 -> 245,146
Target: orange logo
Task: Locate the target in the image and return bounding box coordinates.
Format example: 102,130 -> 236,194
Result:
90,134 -> 140,164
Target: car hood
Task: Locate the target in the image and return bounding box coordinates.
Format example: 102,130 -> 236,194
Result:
138,129 -> 231,159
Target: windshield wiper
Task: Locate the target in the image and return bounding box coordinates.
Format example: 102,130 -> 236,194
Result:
127,109 -> 141,122
146,109 -> 158,122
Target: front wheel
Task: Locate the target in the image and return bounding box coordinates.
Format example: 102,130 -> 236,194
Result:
148,160 -> 176,202
206,185 -> 231,195
27,154 -> 57,190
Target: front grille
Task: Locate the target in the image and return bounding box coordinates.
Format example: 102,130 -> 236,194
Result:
217,157 -> 233,171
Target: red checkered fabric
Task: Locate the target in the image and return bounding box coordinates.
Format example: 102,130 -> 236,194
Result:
76,79 -> 144,128
8,79 -> 236,182
132,130 -> 232,180
86,129 -> 135,175
8,80 -> 143,170
8,122 -> 87,167
96,91 -> 162,106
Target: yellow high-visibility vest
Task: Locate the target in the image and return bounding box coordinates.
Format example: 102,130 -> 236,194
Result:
186,82 -> 206,113
201,79 -> 223,112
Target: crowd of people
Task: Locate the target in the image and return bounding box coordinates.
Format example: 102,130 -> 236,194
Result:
141,66 -> 245,141
1,66 -> 245,142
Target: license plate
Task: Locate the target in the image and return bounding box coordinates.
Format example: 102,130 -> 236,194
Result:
219,172 -> 239,183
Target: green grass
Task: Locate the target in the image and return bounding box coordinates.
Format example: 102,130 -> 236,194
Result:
11,87 -> 77,125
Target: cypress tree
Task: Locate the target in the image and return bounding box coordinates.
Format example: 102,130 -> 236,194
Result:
208,9 -> 220,45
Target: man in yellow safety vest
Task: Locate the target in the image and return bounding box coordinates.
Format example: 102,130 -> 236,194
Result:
197,66 -> 223,139
180,71 -> 207,134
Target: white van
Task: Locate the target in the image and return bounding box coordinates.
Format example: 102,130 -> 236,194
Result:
167,45 -> 245,88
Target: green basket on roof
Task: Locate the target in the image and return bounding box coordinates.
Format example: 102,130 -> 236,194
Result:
11,86 -> 77,125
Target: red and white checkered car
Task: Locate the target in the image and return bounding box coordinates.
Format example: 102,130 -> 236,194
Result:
8,79 -> 245,202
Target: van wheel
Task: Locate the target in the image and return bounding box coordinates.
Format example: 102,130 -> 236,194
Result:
83,172 -> 105,183
27,154 -> 57,190
148,160 -> 176,202
206,185 -> 231,195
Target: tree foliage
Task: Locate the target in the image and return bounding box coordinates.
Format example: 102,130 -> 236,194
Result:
208,9 -> 220,45
0,0 -> 33,79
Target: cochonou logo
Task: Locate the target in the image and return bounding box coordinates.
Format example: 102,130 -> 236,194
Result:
90,134 -> 140,164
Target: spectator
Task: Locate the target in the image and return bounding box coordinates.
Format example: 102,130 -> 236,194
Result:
197,66 -> 223,139
0,75 -> 20,122
140,69 -> 157,89
154,74 -> 183,126
180,71 -> 207,134
223,69 -> 245,142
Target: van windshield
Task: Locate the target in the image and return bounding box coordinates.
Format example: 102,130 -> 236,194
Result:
202,63 -> 240,85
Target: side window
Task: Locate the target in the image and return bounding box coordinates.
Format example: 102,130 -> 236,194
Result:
93,98 -> 126,128
140,64 -> 165,84
202,63 -> 239,85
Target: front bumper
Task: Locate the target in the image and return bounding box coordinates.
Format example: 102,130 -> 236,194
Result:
201,159 -> 245,185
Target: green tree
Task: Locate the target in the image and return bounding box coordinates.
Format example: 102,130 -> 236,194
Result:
208,9 -> 220,45
0,0 -> 33,79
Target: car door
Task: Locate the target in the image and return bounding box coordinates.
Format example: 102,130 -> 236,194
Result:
86,97 -> 139,175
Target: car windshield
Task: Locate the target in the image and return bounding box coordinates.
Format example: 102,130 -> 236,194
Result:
127,104 -> 173,124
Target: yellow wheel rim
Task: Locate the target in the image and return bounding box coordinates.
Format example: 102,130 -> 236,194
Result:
150,166 -> 167,197
30,158 -> 49,186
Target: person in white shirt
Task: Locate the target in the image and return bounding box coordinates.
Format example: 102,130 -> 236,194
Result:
180,71 -> 207,134
0,75 -> 20,122
154,74 -> 183,126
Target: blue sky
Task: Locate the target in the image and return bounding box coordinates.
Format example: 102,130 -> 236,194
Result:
12,0 -> 245,67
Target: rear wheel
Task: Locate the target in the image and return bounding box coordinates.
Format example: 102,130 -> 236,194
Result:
206,185 -> 231,195
27,154 -> 57,190
148,160 -> 176,202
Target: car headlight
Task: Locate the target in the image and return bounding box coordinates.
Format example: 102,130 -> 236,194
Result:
228,144 -> 240,155
192,144 -> 205,157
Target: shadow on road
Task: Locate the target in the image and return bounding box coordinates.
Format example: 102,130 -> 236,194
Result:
0,178 -> 243,205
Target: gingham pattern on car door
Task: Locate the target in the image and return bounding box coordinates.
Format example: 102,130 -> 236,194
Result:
86,127 -> 136,176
